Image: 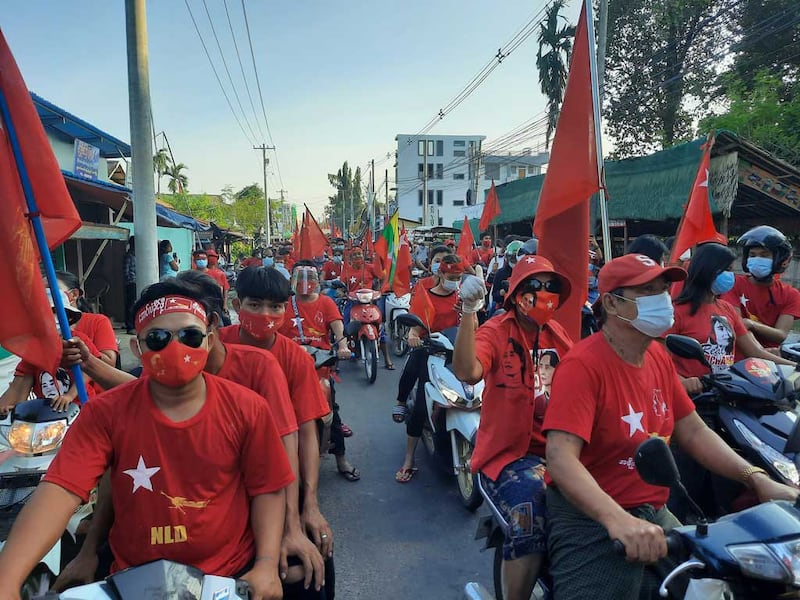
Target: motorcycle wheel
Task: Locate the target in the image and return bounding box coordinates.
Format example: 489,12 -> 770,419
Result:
362,337 -> 378,384
493,547 -> 549,600
20,566 -> 53,600
392,324 -> 409,357
454,433 -> 482,511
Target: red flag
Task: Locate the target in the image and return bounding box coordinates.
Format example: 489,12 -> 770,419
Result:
479,181 -> 501,231
0,30 -> 81,372
409,281 -> 436,331
393,229 -> 413,296
669,136 -> 725,262
456,217 -> 475,265
305,207 -> 328,259
533,1 -> 601,342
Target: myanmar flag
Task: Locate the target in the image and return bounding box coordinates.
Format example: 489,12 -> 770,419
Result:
374,210 -> 400,286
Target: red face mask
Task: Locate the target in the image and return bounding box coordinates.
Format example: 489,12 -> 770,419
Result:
208,257 -> 219,267
351,258 -> 364,268
141,341 -> 208,388
482,240 -> 491,248
515,291 -> 560,325
239,309 -> 285,340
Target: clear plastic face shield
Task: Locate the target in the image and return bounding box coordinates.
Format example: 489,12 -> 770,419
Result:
291,266 -> 320,295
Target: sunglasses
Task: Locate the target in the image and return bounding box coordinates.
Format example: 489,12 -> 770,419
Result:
139,327 -> 207,351
519,278 -> 562,295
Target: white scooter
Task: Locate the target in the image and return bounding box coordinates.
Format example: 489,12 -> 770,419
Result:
397,314 -> 484,510
0,398 -> 90,598
33,559 -> 250,599
385,269 -> 423,358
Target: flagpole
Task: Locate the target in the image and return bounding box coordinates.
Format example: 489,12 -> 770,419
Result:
0,88 -> 89,404
584,0 -> 611,262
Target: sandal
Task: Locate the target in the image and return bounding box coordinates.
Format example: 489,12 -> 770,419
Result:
341,423 -> 353,437
395,467 -> 417,483
385,362 -> 396,370
338,466 -> 361,482
392,404 -> 407,423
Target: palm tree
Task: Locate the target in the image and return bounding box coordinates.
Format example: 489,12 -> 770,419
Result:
153,148 -> 171,197
536,0 -> 576,149
166,162 -> 188,194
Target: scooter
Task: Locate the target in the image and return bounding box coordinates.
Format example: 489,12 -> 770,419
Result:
33,559 -> 250,599
343,289 -> 383,384
397,314 -> 483,510
385,291 -> 411,358
301,344 -> 339,455
0,398 -> 92,598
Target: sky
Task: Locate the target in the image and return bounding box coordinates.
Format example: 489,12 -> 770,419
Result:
3,0 -> 581,217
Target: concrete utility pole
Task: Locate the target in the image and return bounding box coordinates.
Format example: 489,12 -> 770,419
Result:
254,144 -> 275,246
597,0 -> 609,104
278,189 -> 287,238
125,0 -> 158,294
473,139 -> 483,209
369,158 -> 375,236
385,168 -> 389,220
422,140 -> 428,226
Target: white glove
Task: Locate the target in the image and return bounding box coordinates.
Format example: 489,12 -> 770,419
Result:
459,275 -> 486,314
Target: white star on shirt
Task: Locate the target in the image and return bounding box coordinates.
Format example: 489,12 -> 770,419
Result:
183,354 -> 191,363
621,403 -> 645,438
546,300 -> 554,309
349,276 -> 357,284
292,317 -> 305,328
123,456 -> 160,494
699,168 -> 709,188
740,294 -> 750,309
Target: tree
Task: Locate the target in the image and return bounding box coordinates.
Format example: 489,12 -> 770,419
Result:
153,148 -> 171,197
536,0 -> 575,149
231,183 -> 266,240
325,162 -> 364,237
166,162 -> 188,194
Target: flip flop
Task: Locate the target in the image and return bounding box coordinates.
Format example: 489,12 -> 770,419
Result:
392,404 -> 407,423
395,467 -> 418,483
341,423 -> 353,437
385,363 -> 396,370
338,466 -> 361,482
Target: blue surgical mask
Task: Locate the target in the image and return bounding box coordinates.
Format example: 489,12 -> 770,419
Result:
262,257 -> 274,267
441,279 -> 459,292
195,259 -> 208,269
711,270 -> 735,295
747,256 -> 773,279
333,256 -> 343,264
615,291 -> 674,338
431,262 -> 441,274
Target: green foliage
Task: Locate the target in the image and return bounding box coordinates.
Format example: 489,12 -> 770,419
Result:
166,162 -> 189,194
166,193 -> 232,227
231,183 -> 266,239
536,0 -> 575,149
231,240 -> 250,261
325,161 -> 364,237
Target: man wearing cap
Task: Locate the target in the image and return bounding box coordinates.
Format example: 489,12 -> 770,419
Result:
196,249 -> 231,325
542,254 -> 799,599
453,255 -> 573,600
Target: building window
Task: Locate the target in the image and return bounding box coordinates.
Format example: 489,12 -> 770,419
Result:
418,190 -> 423,206
436,140 -> 444,156
453,199 -> 465,206
453,173 -> 465,180
428,140 -> 434,156
454,150 -> 465,157
428,190 -> 434,205
454,140 -> 465,147
418,163 -> 424,178
528,165 -> 540,175
518,167 -> 527,179
485,163 -> 500,180
438,217 -> 443,226
427,163 -> 434,179
436,163 -> 443,179
436,190 -> 443,206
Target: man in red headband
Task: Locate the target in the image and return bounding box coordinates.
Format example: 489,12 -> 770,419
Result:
0,281 -> 293,599
393,254 -> 466,483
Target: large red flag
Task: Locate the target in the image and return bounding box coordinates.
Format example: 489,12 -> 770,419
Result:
393,228 -> 413,296
457,217 -> 476,265
669,136 -> 725,262
305,207 -> 328,258
479,181 -> 501,232
533,1 -> 601,342
0,30 -> 81,372
409,281 -> 436,331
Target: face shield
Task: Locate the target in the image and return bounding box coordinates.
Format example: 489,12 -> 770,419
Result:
291,266 -> 320,295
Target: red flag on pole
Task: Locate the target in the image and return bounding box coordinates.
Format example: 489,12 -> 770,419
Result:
305,206 -> 328,259
533,1 -> 602,342
669,136 -> 725,262
409,280 -> 436,331
479,181 -> 501,232
393,227 -> 413,296
0,30 -> 81,372
457,217 -> 476,265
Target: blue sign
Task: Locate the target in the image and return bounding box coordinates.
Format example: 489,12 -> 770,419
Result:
73,139 -> 100,180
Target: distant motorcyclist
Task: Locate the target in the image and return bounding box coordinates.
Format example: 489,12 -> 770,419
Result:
489,240 -> 524,309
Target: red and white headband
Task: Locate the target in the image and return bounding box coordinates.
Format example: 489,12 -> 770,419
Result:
135,295 -> 208,330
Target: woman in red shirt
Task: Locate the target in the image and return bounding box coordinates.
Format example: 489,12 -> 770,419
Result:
393,254 -> 464,483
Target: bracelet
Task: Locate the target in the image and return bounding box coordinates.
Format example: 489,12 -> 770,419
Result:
255,555 -> 277,563
740,465 -> 768,488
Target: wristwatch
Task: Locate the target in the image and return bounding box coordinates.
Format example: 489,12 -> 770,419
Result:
740,465 -> 768,488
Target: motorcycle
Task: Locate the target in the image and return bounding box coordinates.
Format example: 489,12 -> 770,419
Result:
33,559 -> 250,599
396,313 -> 483,510
665,334 -> 800,516
343,289 -> 383,384
0,398 -> 92,598
301,344 -> 339,455
385,291 -> 411,358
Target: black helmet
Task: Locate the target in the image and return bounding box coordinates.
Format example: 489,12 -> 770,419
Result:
517,236 -> 538,258
738,225 -> 792,275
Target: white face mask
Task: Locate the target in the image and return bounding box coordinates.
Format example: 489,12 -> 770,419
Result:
614,291 -> 674,337
441,279 -> 460,292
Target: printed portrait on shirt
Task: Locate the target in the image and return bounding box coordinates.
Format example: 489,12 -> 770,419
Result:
702,315 -> 735,373
498,338 -> 526,388
533,349 -> 560,424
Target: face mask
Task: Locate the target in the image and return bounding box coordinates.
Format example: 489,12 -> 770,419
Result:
515,291 -> 560,325
208,258 -> 219,267
431,262 -> 441,274
333,256 -> 343,264
195,259 -> 208,269
616,291 -> 674,337
238,310 -> 284,340
262,257 -> 274,267
141,341 -> 208,388
747,256 -> 773,279
352,258 -> 364,268
711,270 -> 735,295
441,279 -> 460,292
334,245 -> 345,252
482,240 -> 491,248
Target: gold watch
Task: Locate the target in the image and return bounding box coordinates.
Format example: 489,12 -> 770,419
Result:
740,465 -> 768,488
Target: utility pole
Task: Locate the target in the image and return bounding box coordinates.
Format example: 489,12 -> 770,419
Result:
348,186 -> 353,240
385,168 -> 389,220
422,139 -> 428,226
278,189 -> 287,238
125,0 -> 158,294
473,139 -> 483,211
369,158 -> 375,237
253,144 -> 275,246
597,0 -> 609,104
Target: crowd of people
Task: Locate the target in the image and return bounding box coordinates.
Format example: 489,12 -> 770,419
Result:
0,224 -> 799,599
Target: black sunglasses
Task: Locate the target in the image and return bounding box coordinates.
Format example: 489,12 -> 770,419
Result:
519,278 -> 562,295
139,327 -> 207,351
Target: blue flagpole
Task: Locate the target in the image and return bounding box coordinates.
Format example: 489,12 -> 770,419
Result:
0,88 -> 90,404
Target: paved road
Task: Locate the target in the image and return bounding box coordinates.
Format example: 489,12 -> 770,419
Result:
318,356 -> 493,599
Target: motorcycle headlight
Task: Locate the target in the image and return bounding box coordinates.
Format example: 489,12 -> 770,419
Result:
729,540 -> 800,586
733,419 -> 800,485
431,367 -> 481,410
8,420 -> 67,455
356,291 -> 373,303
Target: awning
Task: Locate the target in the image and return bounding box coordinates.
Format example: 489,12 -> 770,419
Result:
156,204 -> 210,232
72,222 -> 130,241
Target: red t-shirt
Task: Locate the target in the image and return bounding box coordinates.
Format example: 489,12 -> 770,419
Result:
321,261 -> 342,281
543,334 -> 695,509
43,374 -> 294,575
341,262 -> 381,293
472,312 -> 573,480
74,312 -> 118,355
203,267 -> 230,295
218,326 -> 330,425
472,246 -> 493,267
241,257 -> 262,269
280,295 -> 341,350
216,343 -> 298,436
425,288 -> 461,333
721,274 -> 800,347
667,299 -> 747,378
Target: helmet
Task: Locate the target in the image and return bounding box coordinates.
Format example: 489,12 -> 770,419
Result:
738,226 -> 792,275
516,237 -> 538,258
505,240 -> 524,257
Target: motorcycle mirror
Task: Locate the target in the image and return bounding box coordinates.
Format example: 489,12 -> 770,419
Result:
397,313 -> 425,330
344,320 -> 361,337
634,438 -> 680,488
665,334 -> 711,368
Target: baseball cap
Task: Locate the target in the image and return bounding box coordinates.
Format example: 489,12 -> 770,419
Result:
46,288 -> 82,324
205,249 -> 219,258
598,254 -> 686,295
504,255 -> 571,309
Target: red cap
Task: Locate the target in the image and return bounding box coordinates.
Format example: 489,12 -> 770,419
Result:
205,249 -> 219,258
504,255 -> 571,309
598,254 -> 686,295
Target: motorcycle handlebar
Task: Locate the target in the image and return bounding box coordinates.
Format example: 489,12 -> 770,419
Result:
612,531 -> 683,559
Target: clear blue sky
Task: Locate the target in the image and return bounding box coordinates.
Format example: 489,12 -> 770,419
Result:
3,0 -> 580,215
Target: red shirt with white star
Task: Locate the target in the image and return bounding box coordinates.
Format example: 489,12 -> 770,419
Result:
218,326 -> 330,425
543,334 -> 695,509
341,261 -> 382,293
279,294 -> 341,350
722,274 -> 800,349
321,260 -> 342,281
43,374 -> 294,575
